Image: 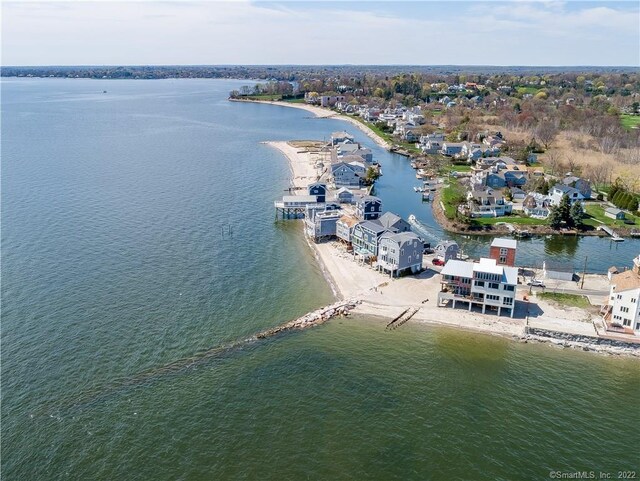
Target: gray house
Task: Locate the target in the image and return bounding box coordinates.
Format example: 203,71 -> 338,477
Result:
377,231 -> 424,277
355,195 -> 382,220
331,131 -> 354,145
352,220 -> 388,258
377,212 -> 411,233
305,210 -> 342,242
562,176 -> 592,199
434,240 -> 460,261
543,260 -> 575,281
331,161 -> 365,187
605,207 -> 625,220
335,187 -> 355,204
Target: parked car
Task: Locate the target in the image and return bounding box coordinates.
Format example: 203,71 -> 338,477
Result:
432,258 -> 445,266
527,279 -> 545,287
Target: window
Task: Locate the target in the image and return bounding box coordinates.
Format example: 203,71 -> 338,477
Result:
636,322 -> 640,330
486,294 -> 500,301
617,294 -> 622,299
632,298 -> 637,304
499,248 -> 508,255
623,319 -> 631,327
475,280 -> 485,287
504,285 -> 515,291
489,283 -> 499,290
621,306 -> 629,313
503,297 -> 513,305
499,256 -> 507,264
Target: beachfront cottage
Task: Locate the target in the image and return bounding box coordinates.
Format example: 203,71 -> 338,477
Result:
377,212 -> 411,233
335,187 -> 355,204
355,195 -> 382,221
489,238 -> 517,267
352,221 -> 388,258
331,131 -> 355,145
604,254 -> 640,334
336,214 -> 359,245
434,240 -> 459,262
377,232 -> 424,277
308,182 -> 328,203
438,257 -> 518,317
331,161 -> 365,188
305,209 -> 342,243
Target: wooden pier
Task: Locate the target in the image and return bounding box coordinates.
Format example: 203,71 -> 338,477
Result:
597,225 -> 624,242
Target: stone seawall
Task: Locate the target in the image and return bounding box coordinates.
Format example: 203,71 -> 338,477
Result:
524,327 -> 640,357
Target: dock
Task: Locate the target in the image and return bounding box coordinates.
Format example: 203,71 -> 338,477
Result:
597,225 -> 625,242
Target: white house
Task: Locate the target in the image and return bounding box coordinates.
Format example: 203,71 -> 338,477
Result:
606,254 -> 640,334
549,184 -> 584,206
438,257 -> 518,317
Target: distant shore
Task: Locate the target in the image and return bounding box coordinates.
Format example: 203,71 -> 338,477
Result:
265,140 -> 639,357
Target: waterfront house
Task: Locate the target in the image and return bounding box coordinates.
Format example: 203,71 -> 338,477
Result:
438,257 -> 518,317
377,212 -> 411,233
321,95 -> 346,107
543,260 -> 575,281
489,238 -> 517,267
421,140 -> 442,154
377,232 -> 424,277
352,220 -> 389,258
336,214 -> 359,244
331,131 -> 355,145
605,207 -> 625,220
274,195 -> 319,218
465,189 -> 513,218
605,254 -> 640,333
355,195 -> 382,221
434,240 -> 459,262
335,187 -> 355,204
562,176 -> 592,199
522,193 -> 552,219
336,143 -> 360,157
304,208 -> 342,243
308,182 -> 328,203
352,148 -> 373,164
331,161 -> 365,188
550,184 -> 584,206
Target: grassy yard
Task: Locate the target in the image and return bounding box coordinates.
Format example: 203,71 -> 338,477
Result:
450,164 -> 473,172
283,98 -> 306,103
441,178 -> 465,219
349,117 -> 395,145
583,204 -> 640,227
470,215 -> 547,226
537,292 -> 591,309
621,114 -> 640,131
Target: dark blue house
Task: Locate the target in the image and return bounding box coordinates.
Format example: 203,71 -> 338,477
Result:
308,182 -> 328,203
355,195 -> 382,221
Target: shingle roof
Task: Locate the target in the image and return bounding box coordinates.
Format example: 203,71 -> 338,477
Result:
612,270 -> 640,292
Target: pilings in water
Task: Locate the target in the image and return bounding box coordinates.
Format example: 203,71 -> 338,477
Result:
386,307 -> 420,330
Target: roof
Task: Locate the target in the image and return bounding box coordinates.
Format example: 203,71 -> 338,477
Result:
491,238 -> 517,249
608,266 -> 619,273
441,259 -> 474,278
544,260 -> 574,273
552,184 -> 579,195
436,240 -> 459,250
474,258 -> 503,275
337,214 -> 359,227
357,220 -> 387,235
336,187 -> 353,195
611,270 -> 640,292
380,231 -> 421,248
378,212 -> 405,229
605,207 -> 623,215
332,131 -> 353,138
282,195 -> 318,203
356,195 -> 381,205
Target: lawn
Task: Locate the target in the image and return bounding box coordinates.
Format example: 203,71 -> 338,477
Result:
241,94 -> 282,101
349,117 -> 395,145
450,164 -> 473,172
471,215 -> 547,226
441,178 -> 465,219
537,292 -> 591,309
621,114 -> 640,131
583,204 -> 640,227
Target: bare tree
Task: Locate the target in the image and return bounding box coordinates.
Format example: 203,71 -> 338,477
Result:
545,150 -> 563,175
535,120 -> 559,149
584,163 -> 612,190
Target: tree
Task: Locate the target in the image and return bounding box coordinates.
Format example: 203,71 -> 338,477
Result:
557,194 -> 571,223
548,205 -> 564,229
569,202 -> 584,227
535,121 -> 559,149
628,197 -> 639,213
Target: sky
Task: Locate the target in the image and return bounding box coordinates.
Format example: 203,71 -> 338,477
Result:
2,1 -> 639,66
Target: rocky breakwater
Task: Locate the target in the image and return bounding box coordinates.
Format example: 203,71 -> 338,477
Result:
523,327 -> 640,357
256,298 -> 361,339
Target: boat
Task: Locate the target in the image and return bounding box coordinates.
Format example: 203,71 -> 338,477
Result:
422,192 -> 431,201
408,214 -> 440,242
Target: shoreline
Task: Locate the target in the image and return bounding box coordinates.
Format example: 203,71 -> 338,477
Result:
265,140 -> 639,357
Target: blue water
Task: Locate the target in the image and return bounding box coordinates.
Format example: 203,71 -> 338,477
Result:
2,79 -> 639,481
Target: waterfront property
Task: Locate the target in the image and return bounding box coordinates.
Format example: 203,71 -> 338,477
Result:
377,211 -> 411,233
308,182 -> 328,203
464,188 -> 513,218
438,257 -> 518,317
305,209 -> 343,243
489,238 -> 517,267
335,187 -> 355,204
355,195 -> 382,221
550,184 -> 584,206
274,195 -> 319,218
543,260 -> 575,281
352,220 -> 389,258
523,193 -> 552,219
336,214 -> 359,245
605,207 -> 626,220
434,240 -> 460,262
377,231 -> 424,277
331,161 -> 365,187
603,254 -> 640,334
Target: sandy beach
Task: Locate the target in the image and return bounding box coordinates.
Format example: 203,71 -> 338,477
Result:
237,98 -> 392,150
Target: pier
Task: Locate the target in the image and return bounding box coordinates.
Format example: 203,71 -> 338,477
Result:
274,195 -> 318,219
597,225 -> 624,242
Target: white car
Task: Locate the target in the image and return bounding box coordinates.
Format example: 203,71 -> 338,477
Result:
527,279 -> 546,288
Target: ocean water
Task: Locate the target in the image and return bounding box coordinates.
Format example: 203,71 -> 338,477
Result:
2,78 -> 639,481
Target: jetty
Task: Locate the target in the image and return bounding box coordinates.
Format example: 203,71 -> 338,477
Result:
597,225 -> 624,242
496,222 -> 531,238
386,307 -> 420,330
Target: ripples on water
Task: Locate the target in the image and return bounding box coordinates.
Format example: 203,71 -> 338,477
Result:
2,79 -> 639,480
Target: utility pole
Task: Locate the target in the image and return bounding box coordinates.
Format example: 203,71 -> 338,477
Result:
580,256 -> 588,289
